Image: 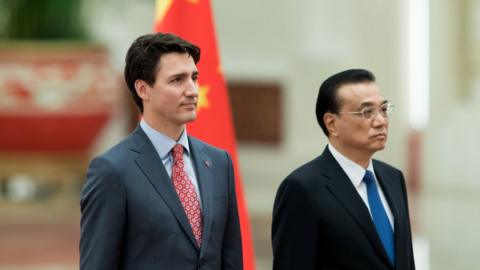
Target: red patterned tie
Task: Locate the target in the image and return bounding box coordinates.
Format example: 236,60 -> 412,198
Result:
171,144 -> 203,247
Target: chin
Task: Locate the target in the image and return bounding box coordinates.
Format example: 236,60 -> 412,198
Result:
183,114 -> 197,123
374,144 -> 386,151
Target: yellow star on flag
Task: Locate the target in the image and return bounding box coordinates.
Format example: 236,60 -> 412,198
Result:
156,0 -> 199,24
197,84 -> 210,113
155,0 -> 173,23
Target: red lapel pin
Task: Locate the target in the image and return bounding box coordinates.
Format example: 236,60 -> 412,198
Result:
204,160 -> 211,168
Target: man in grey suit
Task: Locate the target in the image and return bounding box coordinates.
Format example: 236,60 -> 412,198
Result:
272,69 -> 415,269
80,33 -> 243,270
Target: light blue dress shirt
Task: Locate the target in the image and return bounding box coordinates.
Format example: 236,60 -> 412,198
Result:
140,120 -> 202,205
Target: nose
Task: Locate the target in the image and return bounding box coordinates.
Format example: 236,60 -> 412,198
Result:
184,79 -> 198,97
372,111 -> 388,127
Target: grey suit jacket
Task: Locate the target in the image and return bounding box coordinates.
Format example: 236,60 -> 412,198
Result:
272,147 -> 415,270
80,127 -> 243,270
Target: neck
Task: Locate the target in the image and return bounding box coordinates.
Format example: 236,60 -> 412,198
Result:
329,141 -> 373,169
142,115 -> 185,141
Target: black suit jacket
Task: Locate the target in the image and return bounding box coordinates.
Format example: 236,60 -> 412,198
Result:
80,127 -> 243,270
272,147 -> 415,270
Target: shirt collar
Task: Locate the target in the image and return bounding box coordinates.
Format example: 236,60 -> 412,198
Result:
328,144 -> 375,188
140,119 -> 190,160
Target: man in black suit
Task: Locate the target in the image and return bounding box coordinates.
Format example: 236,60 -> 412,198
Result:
80,33 -> 242,270
272,69 -> 415,270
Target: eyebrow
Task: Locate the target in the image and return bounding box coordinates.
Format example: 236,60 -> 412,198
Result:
358,99 -> 388,108
167,70 -> 199,80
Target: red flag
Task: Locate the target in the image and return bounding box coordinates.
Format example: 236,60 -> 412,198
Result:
154,1 -> 255,269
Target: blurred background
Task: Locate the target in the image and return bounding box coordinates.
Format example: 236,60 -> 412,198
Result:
1,0 -> 479,269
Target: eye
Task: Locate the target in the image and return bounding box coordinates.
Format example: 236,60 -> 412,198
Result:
381,104 -> 393,116
171,77 -> 182,83
361,107 -> 374,118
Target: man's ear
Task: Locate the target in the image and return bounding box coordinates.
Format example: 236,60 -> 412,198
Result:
134,80 -> 149,101
324,112 -> 339,137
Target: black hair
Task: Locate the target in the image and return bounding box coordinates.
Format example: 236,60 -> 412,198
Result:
315,69 -> 376,136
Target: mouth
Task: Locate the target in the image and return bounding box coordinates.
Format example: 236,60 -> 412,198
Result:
371,133 -> 387,139
181,102 -> 197,109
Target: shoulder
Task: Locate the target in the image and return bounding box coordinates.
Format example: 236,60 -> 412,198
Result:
189,136 -> 229,158
274,155 -> 330,215
279,147 -> 343,194
286,147 -> 336,183
281,155 -> 328,191
288,156 -> 322,178
96,139 -> 130,163
89,131 -> 140,171
373,159 -> 403,175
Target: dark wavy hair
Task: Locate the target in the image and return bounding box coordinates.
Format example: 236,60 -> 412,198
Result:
124,33 -> 201,112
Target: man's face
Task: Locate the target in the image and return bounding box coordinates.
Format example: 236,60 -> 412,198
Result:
142,52 -> 199,127
332,82 -> 389,155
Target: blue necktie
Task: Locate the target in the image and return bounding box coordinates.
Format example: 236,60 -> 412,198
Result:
363,170 -> 395,265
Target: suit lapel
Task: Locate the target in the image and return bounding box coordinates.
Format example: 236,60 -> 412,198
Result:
374,161 -> 404,268
189,137 -> 214,255
321,148 -> 393,267
130,128 -> 199,250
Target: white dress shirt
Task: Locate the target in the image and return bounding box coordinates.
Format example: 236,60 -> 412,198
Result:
328,144 -> 394,230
